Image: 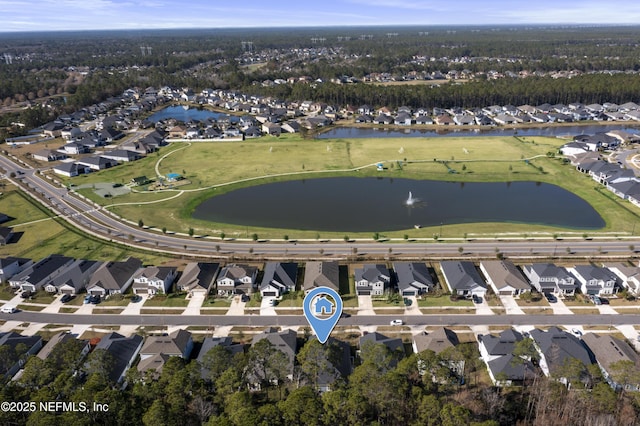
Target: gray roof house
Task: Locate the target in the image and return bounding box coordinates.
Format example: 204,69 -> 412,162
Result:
76,156 -> 117,171
260,262 -> 298,298
86,257 -> 143,296
217,264 -> 258,296
522,263 -> 577,295
36,331 -> 90,362
440,261 -> 487,297
480,260 -> 531,296
393,262 -> 433,296
0,226 -> 13,246
176,262 -> 220,295
138,329 -> 194,376
43,259 -> 102,295
354,264 -> 391,296
249,328 -> 298,386
567,265 -> 618,297
582,333 -> 640,392
606,263 -> 640,296
9,254 -> 75,292
197,337 -> 244,380
0,332 -> 43,379
0,257 -> 33,282
529,327 -> 594,385
307,336 -> 353,393
132,266 -> 178,295
359,332 -> 405,366
478,329 -> 536,386
101,149 -> 141,163
303,261 -> 339,294
91,332 -> 143,387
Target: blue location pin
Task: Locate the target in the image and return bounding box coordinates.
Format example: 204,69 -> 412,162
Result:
303,287 -> 343,344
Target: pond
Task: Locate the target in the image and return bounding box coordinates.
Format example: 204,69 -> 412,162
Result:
317,125 -> 640,139
192,177 -> 604,232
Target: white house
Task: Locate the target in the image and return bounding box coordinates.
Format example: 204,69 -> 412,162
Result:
132,266 -> 178,295
567,265 -> 618,297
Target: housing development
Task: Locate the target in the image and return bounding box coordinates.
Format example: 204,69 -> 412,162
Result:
3,22 -> 640,425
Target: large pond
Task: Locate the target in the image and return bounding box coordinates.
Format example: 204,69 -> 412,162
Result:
192,177 -> 604,232
317,125 -> 640,139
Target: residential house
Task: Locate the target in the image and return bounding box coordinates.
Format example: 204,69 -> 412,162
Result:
138,329 -> 194,375
59,142 -> 89,155
415,115 -> 434,125
44,259 -> 102,295
249,328 -> 298,387
260,262 -> 298,298
9,255 -> 75,292
439,261 -> 487,298
36,332 -> 90,363
197,337 -> 244,380
41,122 -> 65,138
217,264 -> 258,296
478,329 -> 536,386
86,257 -> 143,297
0,332 -> 43,379
480,260 -> 531,296
529,327 -> 594,385
76,156 -> 117,171
582,333 -> 640,391
100,127 -> 124,143
175,262 -> 220,296
91,332 -> 143,387
522,263 -> 577,296
568,265 -> 618,297
33,149 -> 67,162
0,227 -> 13,246
606,263 -> 640,296
303,261 -> 340,294
434,114 -> 453,126
354,264 -> 391,296
453,114 -> 475,126
413,327 -> 465,381
53,162 -> 90,177
262,123 -> 281,136
307,336 -> 352,392
393,262 -> 433,296
281,121 -> 300,133
101,149 -> 140,163
0,257 -> 32,282
359,332 -> 405,366
132,266 -> 178,295
394,112 -> 412,126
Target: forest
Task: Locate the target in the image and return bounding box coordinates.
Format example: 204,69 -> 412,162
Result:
1,334 -> 639,426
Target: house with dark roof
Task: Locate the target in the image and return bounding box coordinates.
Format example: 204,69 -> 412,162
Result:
0,332 -> 43,379
43,259 -> 102,295
76,156 -> 117,171
529,327 -> 594,385
0,257 -> 33,282
522,263 -> 577,296
53,162 -> 91,177
197,337 -> 244,380
101,149 -> 141,163
137,329 -> 193,376
359,332 -> 405,367
440,261 -> 487,298
582,333 -> 640,391
354,264 -> 391,296
36,331 -> 90,363
393,262 -> 433,296
86,257 -> 143,296
176,262 -> 219,295
249,328 -> 298,387
132,266 -> 177,295
413,327 -> 465,381
217,264 -> 258,296
90,332 -> 143,387
9,255 -> 75,292
303,261 -> 339,294
567,265 -> 618,297
99,127 -> 124,142
480,260 -> 531,296
478,329 -> 536,386
260,262 -> 298,297
0,226 -> 13,246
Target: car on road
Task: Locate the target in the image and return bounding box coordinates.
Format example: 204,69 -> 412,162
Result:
1,305 -> 17,313
60,294 -> 73,303
390,319 -> 404,326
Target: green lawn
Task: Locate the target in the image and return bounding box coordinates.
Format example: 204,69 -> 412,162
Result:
202,298 -> 232,307
143,294 -> 189,307
417,295 -> 474,307
60,134 -> 639,240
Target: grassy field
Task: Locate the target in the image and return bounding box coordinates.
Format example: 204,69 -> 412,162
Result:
51,133 -> 640,239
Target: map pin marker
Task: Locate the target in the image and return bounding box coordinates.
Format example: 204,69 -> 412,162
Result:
303,287 -> 343,344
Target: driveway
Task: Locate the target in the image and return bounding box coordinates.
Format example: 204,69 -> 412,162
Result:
499,295 -> 525,315
474,297 -> 494,315
260,297 -> 277,316
548,296 -> 573,315
357,296 -> 375,316
121,294 -> 148,315
182,292 -> 205,315
227,295 -> 245,315
404,296 -> 422,316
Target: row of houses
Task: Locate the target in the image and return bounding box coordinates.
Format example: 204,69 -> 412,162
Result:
5,324 -> 640,395
4,255 -> 639,299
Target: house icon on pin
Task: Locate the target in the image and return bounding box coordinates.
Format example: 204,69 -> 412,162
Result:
314,296 -> 334,315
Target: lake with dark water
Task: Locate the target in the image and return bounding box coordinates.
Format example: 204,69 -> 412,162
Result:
192,177 -> 604,232
317,125 -> 640,139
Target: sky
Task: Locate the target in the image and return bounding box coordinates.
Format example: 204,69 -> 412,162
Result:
2,1 -> 640,32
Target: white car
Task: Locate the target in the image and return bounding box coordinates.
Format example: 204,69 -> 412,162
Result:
390,319 -> 403,326
1,305 -> 17,314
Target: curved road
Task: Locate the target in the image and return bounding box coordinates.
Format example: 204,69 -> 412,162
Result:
1,154 -> 639,259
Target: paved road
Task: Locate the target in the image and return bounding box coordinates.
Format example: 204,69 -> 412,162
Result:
2,154 -> 639,259
1,311 -> 636,327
